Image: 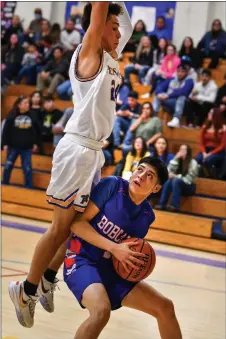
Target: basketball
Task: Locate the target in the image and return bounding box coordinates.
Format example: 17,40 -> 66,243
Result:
112,238 -> 156,282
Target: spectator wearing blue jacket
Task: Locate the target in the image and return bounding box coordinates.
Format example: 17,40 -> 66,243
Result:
197,19 -> 226,69
149,16 -> 170,42
152,64 -> 194,128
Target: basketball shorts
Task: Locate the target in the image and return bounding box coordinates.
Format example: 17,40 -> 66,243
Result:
46,133 -> 105,211
63,256 -> 137,310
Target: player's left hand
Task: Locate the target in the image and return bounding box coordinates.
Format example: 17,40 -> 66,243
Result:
111,241 -> 146,273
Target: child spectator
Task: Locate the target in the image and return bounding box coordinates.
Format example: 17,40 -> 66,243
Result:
122,137 -> 150,180
30,91 -> 44,125
195,108 -> 226,177
152,136 -> 174,165
16,44 -> 40,85
197,19 -> 226,69
179,37 -> 203,70
42,96 -> 63,143
185,69 -> 218,127
2,96 -> 41,188
156,144 -> 199,212
124,36 -> 154,85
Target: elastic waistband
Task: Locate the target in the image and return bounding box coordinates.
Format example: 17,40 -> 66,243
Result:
64,133 -> 103,151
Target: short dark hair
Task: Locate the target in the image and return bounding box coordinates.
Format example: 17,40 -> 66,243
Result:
82,3 -> 122,32
43,95 -> 54,102
177,64 -> 189,72
53,46 -> 64,54
128,91 -> 138,99
201,69 -> 211,77
138,156 -> 169,186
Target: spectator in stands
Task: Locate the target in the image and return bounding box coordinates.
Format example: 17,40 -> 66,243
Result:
124,20 -> 147,53
150,43 -> 181,94
152,136 -> 174,165
16,44 -> 40,85
113,91 -> 141,147
122,102 -> 162,154
195,108 -> 226,177
61,18 -> 81,50
197,19 -> 226,69
180,55 -> 198,82
156,144 -> 199,212
152,64 -> 194,128
30,91 -> 44,125
56,80 -> 73,101
41,95 -> 63,143
149,16 -> 170,41
28,8 -> 47,35
35,19 -> 51,50
143,38 -> 168,87
122,136 -> 150,180
1,34 -> 24,84
36,46 -> 69,95
2,96 -> 41,188
52,107 -> 73,147
124,36 -> 154,85
179,37 -> 203,70
116,76 -> 131,110
215,73 -> 226,115
102,133 -> 115,166
2,15 -> 24,47
185,69 -> 218,127
49,23 -> 62,45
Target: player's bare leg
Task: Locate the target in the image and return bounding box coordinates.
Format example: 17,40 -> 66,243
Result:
9,205 -> 76,327
122,281 -> 182,339
74,284 -> 111,339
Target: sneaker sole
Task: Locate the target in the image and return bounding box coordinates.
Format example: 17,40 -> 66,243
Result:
39,296 -> 54,313
8,282 -> 32,328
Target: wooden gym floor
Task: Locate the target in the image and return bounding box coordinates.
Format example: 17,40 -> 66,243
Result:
1,215 -> 226,339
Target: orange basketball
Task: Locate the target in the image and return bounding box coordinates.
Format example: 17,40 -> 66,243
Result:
112,238 -> 156,282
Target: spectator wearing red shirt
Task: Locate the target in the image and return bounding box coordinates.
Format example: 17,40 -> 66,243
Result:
196,108 -> 226,176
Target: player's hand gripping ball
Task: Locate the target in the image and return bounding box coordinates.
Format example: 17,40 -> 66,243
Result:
112,238 -> 156,282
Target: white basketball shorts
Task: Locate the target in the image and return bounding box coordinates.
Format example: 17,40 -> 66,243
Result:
46,133 -> 105,211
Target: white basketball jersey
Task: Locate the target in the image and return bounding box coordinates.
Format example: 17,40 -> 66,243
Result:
64,44 -> 121,142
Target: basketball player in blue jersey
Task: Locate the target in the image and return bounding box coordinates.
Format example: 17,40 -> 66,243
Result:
9,2 -> 133,328
64,157 -> 183,339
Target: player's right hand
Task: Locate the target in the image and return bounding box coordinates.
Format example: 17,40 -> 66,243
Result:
111,241 -> 146,273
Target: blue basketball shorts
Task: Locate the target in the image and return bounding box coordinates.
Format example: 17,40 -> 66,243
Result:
63,256 -> 137,310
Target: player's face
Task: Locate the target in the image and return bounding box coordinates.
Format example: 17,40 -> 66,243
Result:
102,15 -> 121,52
129,163 -> 161,197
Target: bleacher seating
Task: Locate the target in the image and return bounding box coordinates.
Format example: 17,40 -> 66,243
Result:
1,54 -> 226,254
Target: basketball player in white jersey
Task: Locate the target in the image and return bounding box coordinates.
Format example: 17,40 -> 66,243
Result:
9,2 -> 133,328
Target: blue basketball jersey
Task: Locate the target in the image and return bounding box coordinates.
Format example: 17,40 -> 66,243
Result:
65,176 -> 155,274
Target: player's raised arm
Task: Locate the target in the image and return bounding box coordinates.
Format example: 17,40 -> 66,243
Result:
115,2 -> 133,55
77,2 -> 109,78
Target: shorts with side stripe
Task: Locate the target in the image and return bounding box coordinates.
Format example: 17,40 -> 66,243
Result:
46,134 -> 105,212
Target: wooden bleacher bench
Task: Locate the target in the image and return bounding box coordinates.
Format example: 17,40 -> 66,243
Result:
1,166 -> 226,219
2,185 -> 225,254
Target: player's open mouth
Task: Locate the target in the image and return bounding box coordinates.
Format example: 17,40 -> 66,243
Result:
134,179 -> 141,187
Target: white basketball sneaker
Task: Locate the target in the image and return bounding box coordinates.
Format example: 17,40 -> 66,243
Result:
38,276 -> 59,313
8,281 -> 38,328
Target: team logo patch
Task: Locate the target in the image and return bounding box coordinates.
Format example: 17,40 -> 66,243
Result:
80,194 -> 90,205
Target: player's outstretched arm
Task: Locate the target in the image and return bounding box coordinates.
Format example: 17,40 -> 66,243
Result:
77,2 -> 109,78
115,2 -> 133,55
